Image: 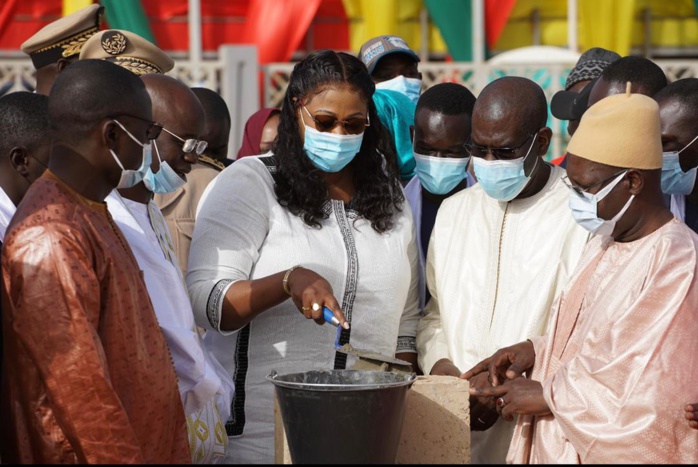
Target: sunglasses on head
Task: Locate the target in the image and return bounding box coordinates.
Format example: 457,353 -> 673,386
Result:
300,103 -> 370,135
161,127 -> 208,155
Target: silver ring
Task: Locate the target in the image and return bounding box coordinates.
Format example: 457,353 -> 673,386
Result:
312,303 -> 321,311
496,397 -> 506,408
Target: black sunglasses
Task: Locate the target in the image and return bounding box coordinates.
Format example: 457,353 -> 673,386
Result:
300,104 -> 370,135
465,132 -> 538,160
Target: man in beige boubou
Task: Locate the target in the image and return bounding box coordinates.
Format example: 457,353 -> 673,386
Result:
467,85 -> 698,463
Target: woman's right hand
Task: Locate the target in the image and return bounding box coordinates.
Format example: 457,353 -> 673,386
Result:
287,267 -> 350,329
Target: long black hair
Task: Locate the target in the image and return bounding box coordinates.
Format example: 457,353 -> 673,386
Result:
272,49 -> 404,234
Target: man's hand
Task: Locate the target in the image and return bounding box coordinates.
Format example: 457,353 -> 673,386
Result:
685,403 -> 698,429
470,377 -> 551,421
462,340 -> 535,387
429,358 -> 461,377
466,371 -> 499,431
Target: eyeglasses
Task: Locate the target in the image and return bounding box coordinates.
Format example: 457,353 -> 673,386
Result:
161,127 -> 208,155
561,170 -> 626,197
465,132 -> 538,160
300,104 -> 370,135
108,113 -> 163,140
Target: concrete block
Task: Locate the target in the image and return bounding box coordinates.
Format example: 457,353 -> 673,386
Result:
396,375 -> 470,464
274,375 -> 470,464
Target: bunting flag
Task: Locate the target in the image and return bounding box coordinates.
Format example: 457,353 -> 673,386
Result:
424,0 -> 473,61
241,0 -> 323,64
484,0 -> 517,50
0,0 -> 19,40
62,0 -> 93,16
578,0 -> 636,56
100,0 -> 156,44
341,0 -> 447,55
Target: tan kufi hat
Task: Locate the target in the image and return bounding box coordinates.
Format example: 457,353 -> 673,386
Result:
79,29 -> 174,76
21,4 -> 104,69
567,83 -> 662,170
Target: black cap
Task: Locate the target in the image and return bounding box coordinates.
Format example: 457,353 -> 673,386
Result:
551,77 -> 598,121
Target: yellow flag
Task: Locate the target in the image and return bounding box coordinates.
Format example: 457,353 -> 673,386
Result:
578,0 -> 636,56
342,0 -> 426,53
63,0 -> 93,17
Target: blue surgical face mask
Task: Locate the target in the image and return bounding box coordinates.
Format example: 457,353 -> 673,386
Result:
110,119 -> 152,189
471,135 -> 538,202
143,141 -> 187,193
375,75 -> 422,104
661,134 -> 698,195
568,171 -> 634,237
413,151 -> 470,195
303,125 -> 364,173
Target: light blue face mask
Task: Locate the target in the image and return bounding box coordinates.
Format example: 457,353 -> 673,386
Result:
471,135 -> 538,202
143,141 -> 187,193
568,171 -> 634,237
375,75 -> 422,104
110,119 -> 152,189
303,125 -> 364,173
413,151 -> 470,195
661,134 -> 698,195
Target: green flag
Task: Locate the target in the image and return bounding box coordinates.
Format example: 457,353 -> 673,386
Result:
424,0 -> 473,61
100,0 -> 156,44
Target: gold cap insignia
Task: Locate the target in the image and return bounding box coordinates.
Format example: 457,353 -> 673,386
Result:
101,31 -> 127,56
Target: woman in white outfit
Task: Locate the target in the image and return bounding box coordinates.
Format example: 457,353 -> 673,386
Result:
187,49 -> 420,464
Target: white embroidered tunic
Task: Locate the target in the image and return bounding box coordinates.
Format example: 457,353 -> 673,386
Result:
187,155 -> 420,464
106,191 -> 234,464
416,165 -> 590,463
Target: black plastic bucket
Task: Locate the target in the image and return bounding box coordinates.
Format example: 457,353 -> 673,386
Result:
268,369 -> 416,464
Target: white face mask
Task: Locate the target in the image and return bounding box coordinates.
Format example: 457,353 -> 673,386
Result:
660,134 -> 698,195
375,75 -> 422,104
567,171 -> 634,237
110,120 -> 152,189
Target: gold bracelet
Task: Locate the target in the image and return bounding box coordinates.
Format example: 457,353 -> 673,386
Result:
282,265 -> 303,296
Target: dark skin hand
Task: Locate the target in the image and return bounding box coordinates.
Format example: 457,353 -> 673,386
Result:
465,341 -> 548,422
462,340 -> 536,387
467,371 -> 500,430
684,404 -> 698,429
397,353 -> 419,373
429,358 -> 498,430
221,266 -> 349,332
471,377 -> 552,422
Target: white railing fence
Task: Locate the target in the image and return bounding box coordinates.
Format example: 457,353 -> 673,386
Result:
2,52 -> 698,160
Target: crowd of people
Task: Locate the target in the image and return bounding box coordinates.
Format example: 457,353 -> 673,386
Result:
0,3 -> 697,464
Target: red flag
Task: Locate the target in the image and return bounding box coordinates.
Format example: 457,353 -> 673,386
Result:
485,0 -> 518,49
242,0 -> 323,64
